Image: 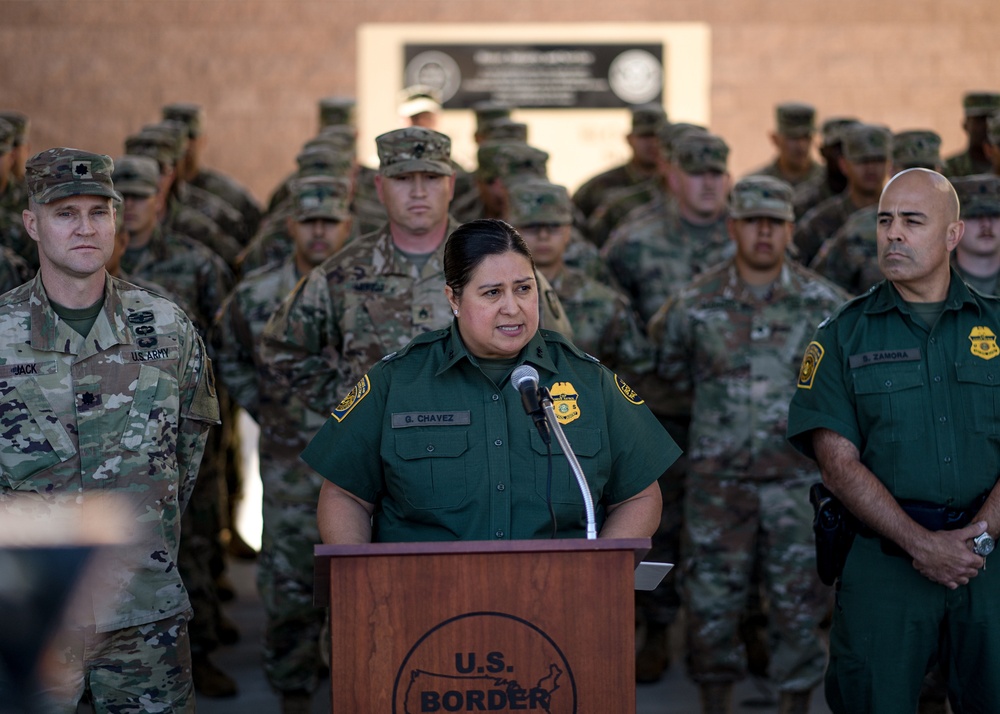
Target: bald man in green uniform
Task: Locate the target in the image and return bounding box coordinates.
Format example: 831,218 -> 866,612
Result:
787,168 -> 1000,713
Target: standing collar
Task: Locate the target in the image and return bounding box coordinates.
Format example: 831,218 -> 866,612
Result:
436,321 -> 560,377
864,268 -> 981,317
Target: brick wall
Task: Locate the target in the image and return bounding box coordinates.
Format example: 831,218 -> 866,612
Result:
3,0 -> 998,202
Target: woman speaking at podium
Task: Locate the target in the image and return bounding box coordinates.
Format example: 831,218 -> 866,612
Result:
304,219 -> 679,544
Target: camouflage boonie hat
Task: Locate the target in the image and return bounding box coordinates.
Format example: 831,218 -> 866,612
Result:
376,127 -> 453,177
398,85 -> 442,119
507,179 -> 572,227
0,118 -> 13,154
891,130 -> 942,170
319,96 -> 356,128
295,145 -> 354,177
112,155 -> 160,197
775,102 -> 816,137
658,122 -> 708,159
290,175 -> 352,222
729,175 -> 794,222
631,104 -> 668,137
473,101 -> 512,132
477,141 -> 548,183
951,174 -> 1000,219
673,133 -> 729,174
0,111 -> 29,147
478,118 -> 529,143
963,92 -> 1000,118
26,148 -> 122,204
162,103 -> 203,138
987,111 -> 1000,146
842,124 -> 892,162
821,117 -> 861,148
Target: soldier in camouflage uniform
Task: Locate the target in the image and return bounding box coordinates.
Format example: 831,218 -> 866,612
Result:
162,102 -> 264,245
509,178 -> 650,372
812,130 -> 943,295
951,174 -> 1000,295
981,111 -> 1000,176
648,176 -> 846,714
214,176 -> 353,714
943,91 -> 1000,178
0,243 -> 30,294
746,102 -> 824,189
793,123 -> 892,266
112,154 -> 240,697
792,117 -> 860,220
261,127 -> 572,419
572,104 -> 667,222
603,131 -> 735,328
0,117 -> 35,269
0,148 -> 219,713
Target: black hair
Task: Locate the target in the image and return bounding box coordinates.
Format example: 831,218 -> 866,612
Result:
444,218 -> 535,298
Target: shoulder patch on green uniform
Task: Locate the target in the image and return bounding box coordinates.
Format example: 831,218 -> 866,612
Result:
614,374 -> 644,405
797,341 -> 824,389
331,375 -> 371,422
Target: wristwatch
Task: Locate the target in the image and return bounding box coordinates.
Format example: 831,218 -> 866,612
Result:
973,532 -> 995,557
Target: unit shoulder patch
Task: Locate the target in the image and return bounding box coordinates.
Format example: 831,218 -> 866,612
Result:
331,375 -> 371,422
614,374 -> 644,405
797,341 -> 824,389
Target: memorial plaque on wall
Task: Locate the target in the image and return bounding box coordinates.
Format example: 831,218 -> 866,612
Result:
403,43 -> 664,109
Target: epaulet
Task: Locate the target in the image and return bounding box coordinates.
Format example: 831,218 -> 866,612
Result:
539,329 -> 600,363
381,328 -> 450,362
817,287 -> 876,329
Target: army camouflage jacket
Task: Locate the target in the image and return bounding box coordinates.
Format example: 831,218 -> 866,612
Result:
0,244 -> 31,295
746,158 -> 824,189
810,205 -> 880,296
650,260 -> 848,479
0,272 -> 219,631
793,191 -> 868,267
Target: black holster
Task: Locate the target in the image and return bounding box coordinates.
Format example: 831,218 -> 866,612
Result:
809,482 -> 856,586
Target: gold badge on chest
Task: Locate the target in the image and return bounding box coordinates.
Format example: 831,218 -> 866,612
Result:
970,326 -> 1000,361
550,381 -> 581,424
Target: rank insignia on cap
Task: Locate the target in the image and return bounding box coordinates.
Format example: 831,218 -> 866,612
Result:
72,161 -> 92,179
797,341 -> 824,389
970,326 -> 999,360
331,375 -> 370,422
550,381 -> 580,424
615,374 -> 644,405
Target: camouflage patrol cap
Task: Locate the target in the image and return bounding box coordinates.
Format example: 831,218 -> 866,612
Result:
631,104 -> 668,137
111,155 -> 160,197
473,101 -> 512,132
398,85 -> 442,119
376,127 -> 453,177
477,141 -> 549,183
729,175 -> 794,222
891,130 -> 942,170
295,145 -> 355,177
507,179 -> 572,227
821,117 -> 861,148
318,96 -> 356,128
162,103 -> 203,138
290,175 -> 352,222
312,125 -> 358,155
775,102 -> 816,138
951,174 -> 1000,219
963,92 -> 1000,118
987,111 -> 1000,146
0,111 -> 29,147
26,148 -> 122,204
125,126 -> 179,169
842,124 -> 892,162
478,118 -> 529,143
673,133 -> 729,174
0,118 -> 13,155
658,122 -> 708,159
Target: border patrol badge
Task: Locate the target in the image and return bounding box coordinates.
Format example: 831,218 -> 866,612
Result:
331,375 -> 370,422
797,341 -> 824,389
550,381 -> 580,424
615,374 -> 644,405
970,326 -> 1000,360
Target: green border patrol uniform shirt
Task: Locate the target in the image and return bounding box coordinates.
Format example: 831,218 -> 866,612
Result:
786,272 -> 1000,712
302,325 -> 679,542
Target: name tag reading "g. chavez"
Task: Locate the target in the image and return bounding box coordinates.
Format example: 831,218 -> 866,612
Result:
391,411 -> 471,428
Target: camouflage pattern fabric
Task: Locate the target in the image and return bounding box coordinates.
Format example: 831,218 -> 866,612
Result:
0,244 -> 31,294
0,183 -> 36,269
943,150 -> 994,179
602,204 -> 733,328
572,161 -> 652,222
585,178 -> 672,248
163,195 -> 243,271
810,205 -> 881,295
175,180 -> 251,249
188,166 -> 264,241
791,171 -> 838,220
747,158 -> 824,189
213,259 -> 329,693
40,609 -> 195,713
792,191 -> 867,267
0,273 -> 219,632
649,259 -> 845,688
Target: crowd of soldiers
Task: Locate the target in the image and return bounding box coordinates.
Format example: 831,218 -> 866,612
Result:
1,86 -> 998,714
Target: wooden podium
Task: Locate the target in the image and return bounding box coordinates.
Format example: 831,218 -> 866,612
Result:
315,538 -> 649,713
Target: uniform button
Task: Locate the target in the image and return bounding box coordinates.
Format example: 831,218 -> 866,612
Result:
884,380 -> 892,387
939,416 -> 947,423
495,530 -> 505,539
944,456 -> 952,463
930,338 -> 937,344
990,375 -> 995,382
492,394 -> 500,401
494,439 -> 503,446
934,376 -> 942,382
426,444 -> 435,452
497,483 -> 505,491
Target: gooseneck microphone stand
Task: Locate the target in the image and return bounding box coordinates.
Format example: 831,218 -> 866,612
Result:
538,386 -> 597,540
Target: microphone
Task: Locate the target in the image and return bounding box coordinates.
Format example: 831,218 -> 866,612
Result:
511,364 -> 550,445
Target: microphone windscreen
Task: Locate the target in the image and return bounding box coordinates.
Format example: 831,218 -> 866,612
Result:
511,364 -> 540,390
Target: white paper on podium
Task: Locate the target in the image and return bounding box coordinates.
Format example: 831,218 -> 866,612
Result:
634,561 -> 673,591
